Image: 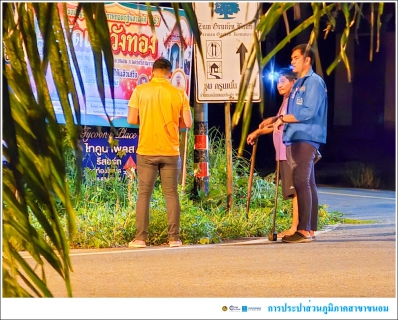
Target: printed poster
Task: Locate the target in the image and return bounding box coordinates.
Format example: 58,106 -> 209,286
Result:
35,2 -> 194,127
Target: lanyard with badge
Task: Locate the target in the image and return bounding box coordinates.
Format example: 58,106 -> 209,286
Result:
289,76 -> 308,110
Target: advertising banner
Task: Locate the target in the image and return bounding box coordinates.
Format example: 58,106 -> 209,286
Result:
35,2 -> 194,127
80,126 -> 138,180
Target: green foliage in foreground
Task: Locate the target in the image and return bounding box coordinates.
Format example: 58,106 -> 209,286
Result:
31,128 -> 343,248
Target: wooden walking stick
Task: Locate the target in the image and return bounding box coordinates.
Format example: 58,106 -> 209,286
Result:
268,160 -> 280,241
246,140 -> 258,218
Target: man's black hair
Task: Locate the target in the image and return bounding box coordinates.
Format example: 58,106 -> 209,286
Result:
292,44 -> 315,65
153,58 -> 172,71
279,68 -> 297,81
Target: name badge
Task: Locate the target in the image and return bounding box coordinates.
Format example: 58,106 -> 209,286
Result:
291,87 -> 299,99
296,97 -> 303,105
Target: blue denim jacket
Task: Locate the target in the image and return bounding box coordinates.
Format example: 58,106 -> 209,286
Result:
283,69 -> 328,145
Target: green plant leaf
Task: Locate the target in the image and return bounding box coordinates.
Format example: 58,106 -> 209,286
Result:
376,3 -> 384,52
181,3 -> 203,64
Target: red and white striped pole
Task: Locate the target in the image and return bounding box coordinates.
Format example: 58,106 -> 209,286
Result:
193,101 -> 209,196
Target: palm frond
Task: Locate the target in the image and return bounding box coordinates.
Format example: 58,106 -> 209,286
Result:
80,3 -> 115,130
376,3 -> 384,52
2,2 -> 114,297
326,3 -> 354,81
369,3 -> 375,61
181,2 -> 203,64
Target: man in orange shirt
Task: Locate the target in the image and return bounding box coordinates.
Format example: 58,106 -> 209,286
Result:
127,58 -> 192,248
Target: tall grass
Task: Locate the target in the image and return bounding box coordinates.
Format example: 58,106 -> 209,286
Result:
345,162 -> 381,189
32,127 -> 342,248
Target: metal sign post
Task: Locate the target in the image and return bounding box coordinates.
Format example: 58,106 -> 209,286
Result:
225,101 -> 233,211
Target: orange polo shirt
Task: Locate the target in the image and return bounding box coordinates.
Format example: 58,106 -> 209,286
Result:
128,77 -> 190,156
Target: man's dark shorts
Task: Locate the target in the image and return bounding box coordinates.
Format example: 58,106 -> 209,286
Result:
279,160 -> 296,200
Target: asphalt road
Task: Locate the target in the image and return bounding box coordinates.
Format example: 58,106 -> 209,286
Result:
7,187 -> 396,320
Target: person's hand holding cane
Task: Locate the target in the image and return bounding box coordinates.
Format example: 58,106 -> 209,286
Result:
246,132 -> 258,145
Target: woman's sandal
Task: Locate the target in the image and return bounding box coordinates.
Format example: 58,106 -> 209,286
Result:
277,230 -> 296,238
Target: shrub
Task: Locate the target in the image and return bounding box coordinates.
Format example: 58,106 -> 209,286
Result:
345,162 -> 380,189
38,128 -> 343,248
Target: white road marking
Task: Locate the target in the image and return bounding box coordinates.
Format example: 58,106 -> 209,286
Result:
19,244 -> 214,259
318,191 -> 395,201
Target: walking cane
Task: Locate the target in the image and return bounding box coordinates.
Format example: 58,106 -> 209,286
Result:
268,160 -> 280,241
246,140 -> 258,219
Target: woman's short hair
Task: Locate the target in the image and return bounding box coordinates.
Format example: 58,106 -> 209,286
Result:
278,68 -> 297,81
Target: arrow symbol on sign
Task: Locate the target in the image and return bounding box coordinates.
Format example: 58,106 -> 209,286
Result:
236,43 -> 248,74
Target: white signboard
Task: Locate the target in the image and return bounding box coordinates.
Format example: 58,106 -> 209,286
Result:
194,2 -> 261,103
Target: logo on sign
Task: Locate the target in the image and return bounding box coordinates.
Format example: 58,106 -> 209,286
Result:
214,2 -> 240,19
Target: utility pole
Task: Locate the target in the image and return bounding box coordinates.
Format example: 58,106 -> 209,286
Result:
193,101 -> 209,196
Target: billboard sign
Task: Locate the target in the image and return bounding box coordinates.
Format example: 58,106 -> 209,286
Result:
33,2 -> 194,127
